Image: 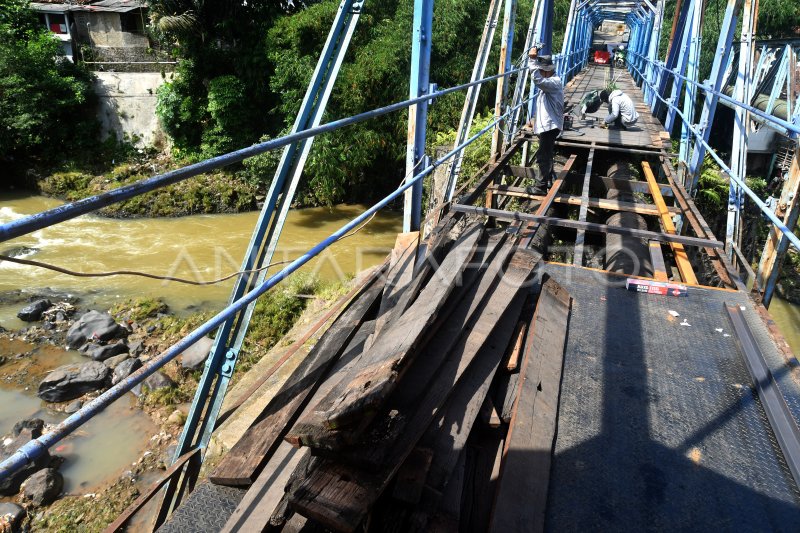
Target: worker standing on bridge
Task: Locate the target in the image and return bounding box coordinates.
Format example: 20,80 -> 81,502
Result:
599,89 -> 639,129
525,48 -> 564,196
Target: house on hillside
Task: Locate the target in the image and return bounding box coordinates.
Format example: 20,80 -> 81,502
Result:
30,0 -> 152,65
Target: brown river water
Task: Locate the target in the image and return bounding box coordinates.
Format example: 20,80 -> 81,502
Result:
0,193 -> 403,494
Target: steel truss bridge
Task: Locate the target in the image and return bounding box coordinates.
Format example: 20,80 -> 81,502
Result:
0,0 -> 799,530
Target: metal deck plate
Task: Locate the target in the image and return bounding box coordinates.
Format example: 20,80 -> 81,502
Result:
539,263 -> 800,531
157,482 -> 245,533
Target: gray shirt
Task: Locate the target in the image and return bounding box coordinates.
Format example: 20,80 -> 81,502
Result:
530,64 -> 564,135
604,89 -> 640,124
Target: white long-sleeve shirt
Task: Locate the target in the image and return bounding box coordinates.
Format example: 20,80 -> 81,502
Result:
530,65 -> 564,135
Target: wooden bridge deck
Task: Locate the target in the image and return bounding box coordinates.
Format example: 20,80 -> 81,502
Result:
559,63 -> 670,150
155,64 -> 800,533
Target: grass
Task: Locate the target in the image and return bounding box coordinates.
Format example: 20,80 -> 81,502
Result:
39,162 -> 258,218
110,297 -> 168,323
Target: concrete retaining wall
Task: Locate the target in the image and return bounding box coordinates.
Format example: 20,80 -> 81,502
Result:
93,71 -> 173,148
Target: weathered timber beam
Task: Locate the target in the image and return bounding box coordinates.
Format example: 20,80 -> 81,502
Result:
451,204 -> 724,248
490,186 -> 680,215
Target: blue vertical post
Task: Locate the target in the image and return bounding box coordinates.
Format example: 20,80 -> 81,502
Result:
644,0 -> 665,106
727,0 -> 756,258
157,0 -> 367,525
539,0 -> 554,55
490,0 -> 517,160
687,0 -> 742,191
404,0 -> 434,232
654,0 -> 690,116
663,0 -> 694,131
677,0 -> 701,185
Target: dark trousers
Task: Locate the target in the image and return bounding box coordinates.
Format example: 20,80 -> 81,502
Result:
536,128 -> 560,188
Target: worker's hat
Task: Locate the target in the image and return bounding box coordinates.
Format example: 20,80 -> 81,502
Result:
534,55 -> 555,72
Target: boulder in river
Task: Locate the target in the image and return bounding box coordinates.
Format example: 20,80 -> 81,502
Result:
66,310 -> 126,350
132,371 -> 175,396
22,468 -> 63,506
17,299 -> 52,322
83,341 -> 129,362
0,502 -> 26,532
180,336 -> 214,370
0,429 -> 51,496
103,352 -> 132,369
38,361 -> 110,403
113,358 -> 142,385
12,418 -> 44,438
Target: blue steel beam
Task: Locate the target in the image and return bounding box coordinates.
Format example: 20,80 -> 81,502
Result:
444,0 -> 503,202
665,0 -> 697,137
404,0 -> 435,232
628,59 -> 800,252
677,0 -> 702,184
490,0 -> 517,160
630,50 -> 800,136
654,0 -> 690,116
160,0 -> 368,522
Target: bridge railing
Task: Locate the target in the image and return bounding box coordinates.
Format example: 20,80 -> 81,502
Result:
0,65 -> 534,484
625,56 -> 800,256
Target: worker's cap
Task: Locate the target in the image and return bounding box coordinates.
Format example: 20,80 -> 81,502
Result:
533,55 -> 555,72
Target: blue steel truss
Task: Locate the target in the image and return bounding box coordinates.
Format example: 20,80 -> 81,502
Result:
0,0 -> 799,527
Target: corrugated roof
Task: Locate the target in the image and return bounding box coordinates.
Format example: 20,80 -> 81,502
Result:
30,0 -> 146,13
79,0 -> 146,12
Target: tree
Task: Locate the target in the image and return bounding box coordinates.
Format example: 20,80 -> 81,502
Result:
0,0 -> 96,180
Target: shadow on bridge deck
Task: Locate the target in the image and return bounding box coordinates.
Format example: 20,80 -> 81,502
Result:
540,262 -> 800,531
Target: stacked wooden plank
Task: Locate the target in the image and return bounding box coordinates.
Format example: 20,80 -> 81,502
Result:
213,218 -> 573,533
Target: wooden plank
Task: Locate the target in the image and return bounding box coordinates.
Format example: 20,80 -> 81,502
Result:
641,161 -> 698,284
555,139 -> 675,157
649,241 -> 669,282
209,271 -> 388,487
392,447 -> 434,504
659,155 -> 743,290
490,186 -> 679,215
288,250 -> 539,532
506,166 -> 674,196
220,320 -> 380,532
453,204 -> 724,248
574,147 -> 595,266
505,321 -> 526,372
370,231 -> 420,345
498,372 -> 519,424
285,225 -> 486,450
315,224 -> 482,430
461,434 -> 505,533
518,154 -> 579,249
489,277 -> 571,533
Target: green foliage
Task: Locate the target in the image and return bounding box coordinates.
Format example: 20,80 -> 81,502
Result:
0,0 -> 96,179
201,75 -> 254,154
40,171 -> 95,200
110,297 -> 169,322
247,273 -> 320,348
695,155 -> 729,217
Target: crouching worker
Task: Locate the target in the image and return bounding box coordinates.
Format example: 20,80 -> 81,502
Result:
599,89 -> 639,129
525,49 -> 563,196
